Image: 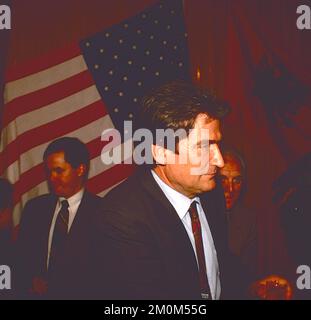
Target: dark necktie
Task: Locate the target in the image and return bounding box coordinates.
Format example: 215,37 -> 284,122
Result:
189,201 -> 212,300
49,200 -> 69,272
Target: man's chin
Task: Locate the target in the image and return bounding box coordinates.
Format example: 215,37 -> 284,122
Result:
201,179 -> 216,192
51,187 -> 65,197
225,200 -> 233,210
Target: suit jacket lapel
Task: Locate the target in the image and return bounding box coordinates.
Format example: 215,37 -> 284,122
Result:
139,169 -> 200,290
41,195 -> 58,272
62,191 -> 98,262
67,191 -> 89,237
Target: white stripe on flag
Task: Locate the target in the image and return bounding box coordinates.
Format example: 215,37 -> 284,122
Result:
1,85 -> 101,149
4,55 -> 87,103
5,115 -> 114,183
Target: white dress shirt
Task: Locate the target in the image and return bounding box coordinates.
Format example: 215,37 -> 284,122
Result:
47,188 -> 85,269
151,170 -> 221,300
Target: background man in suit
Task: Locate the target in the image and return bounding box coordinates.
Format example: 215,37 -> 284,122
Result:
17,137 -> 101,299
218,148 -> 258,274
93,81 -> 251,299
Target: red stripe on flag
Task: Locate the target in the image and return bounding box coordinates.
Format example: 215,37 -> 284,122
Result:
5,43 -> 82,82
0,100 -> 108,174
3,70 -> 94,127
86,137 -> 107,159
13,163 -> 46,205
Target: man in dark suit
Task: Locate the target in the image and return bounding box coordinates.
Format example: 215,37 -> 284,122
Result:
17,137 -> 101,299
93,81 -> 248,299
218,148 -> 258,274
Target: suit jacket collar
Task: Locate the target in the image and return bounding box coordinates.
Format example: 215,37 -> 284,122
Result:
138,167 -> 226,270
138,168 -> 201,295
138,168 -> 223,243
44,191 -> 91,263
46,191 -> 94,273
38,194 -> 58,273
48,190 -> 90,238
151,169 -> 197,220
139,168 -> 184,220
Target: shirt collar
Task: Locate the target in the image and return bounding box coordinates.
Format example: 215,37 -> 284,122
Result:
58,188 -> 85,208
151,170 -> 201,220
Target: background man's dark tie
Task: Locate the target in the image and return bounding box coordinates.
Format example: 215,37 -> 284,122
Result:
189,201 -> 212,300
49,199 -> 69,272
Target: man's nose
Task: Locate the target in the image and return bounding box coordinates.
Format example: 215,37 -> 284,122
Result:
210,144 -> 224,168
49,171 -> 57,182
229,181 -> 234,192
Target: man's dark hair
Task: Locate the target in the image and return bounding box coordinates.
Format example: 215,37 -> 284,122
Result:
43,137 -> 90,180
140,80 -> 230,148
221,147 -> 247,178
0,178 -> 13,210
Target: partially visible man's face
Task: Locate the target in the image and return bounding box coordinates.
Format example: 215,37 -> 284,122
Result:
219,156 -> 243,210
45,151 -> 84,199
154,114 -> 224,199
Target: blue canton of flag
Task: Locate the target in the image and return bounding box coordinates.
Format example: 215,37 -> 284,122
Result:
80,0 -> 191,133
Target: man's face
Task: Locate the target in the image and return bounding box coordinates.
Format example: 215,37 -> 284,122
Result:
219,157 -> 243,210
45,151 -> 84,199
154,114 -> 224,198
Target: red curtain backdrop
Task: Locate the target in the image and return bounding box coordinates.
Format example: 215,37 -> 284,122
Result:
1,0 -> 310,275
185,0 -> 311,275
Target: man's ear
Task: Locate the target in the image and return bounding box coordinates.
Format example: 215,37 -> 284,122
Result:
151,144 -> 167,165
77,164 -> 86,177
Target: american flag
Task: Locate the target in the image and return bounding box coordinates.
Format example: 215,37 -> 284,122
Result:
0,0 -> 190,227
